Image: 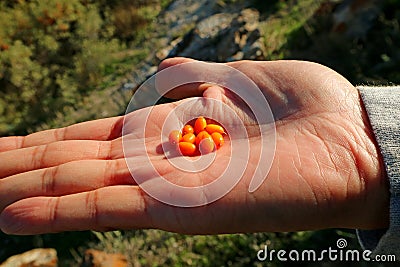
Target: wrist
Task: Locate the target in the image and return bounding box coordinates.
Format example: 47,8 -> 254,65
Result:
350,88 -> 389,229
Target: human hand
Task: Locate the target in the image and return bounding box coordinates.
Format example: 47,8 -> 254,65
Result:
0,58 -> 389,235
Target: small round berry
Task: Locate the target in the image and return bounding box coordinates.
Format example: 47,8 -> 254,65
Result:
182,124 -> 194,135
182,133 -> 196,144
194,116 -> 207,134
179,142 -> 197,156
205,124 -> 225,135
196,130 -> 211,146
199,137 -> 215,154
211,132 -> 224,147
169,130 -> 182,144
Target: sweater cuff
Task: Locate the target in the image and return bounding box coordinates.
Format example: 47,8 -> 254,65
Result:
357,86 -> 400,257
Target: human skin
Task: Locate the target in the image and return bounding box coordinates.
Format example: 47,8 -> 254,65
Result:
0,57 -> 389,235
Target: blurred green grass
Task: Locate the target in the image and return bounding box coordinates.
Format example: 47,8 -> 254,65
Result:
1,0 -> 399,265
88,229 -> 365,267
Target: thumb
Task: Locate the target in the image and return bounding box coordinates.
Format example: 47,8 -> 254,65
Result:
201,84 -> 225,101
156,57 -> 208,99
158,57 -> 197,72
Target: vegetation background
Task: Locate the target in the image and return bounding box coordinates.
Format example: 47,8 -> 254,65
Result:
0,0 -> 399,266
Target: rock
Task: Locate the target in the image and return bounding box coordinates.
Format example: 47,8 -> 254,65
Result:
0,248 -> 57,267
167,8 -> 265,62
121,1 -> 262,97
175,13 -> 236,60
159,0 -> 249,39
81,249 -> 128,267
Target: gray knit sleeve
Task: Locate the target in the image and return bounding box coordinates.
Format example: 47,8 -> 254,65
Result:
357,86 -> 400,257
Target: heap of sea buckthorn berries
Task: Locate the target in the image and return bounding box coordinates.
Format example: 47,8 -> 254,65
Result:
169,116 -> 225,156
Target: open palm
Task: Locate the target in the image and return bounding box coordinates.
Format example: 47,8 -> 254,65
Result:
0,58 -> 388,235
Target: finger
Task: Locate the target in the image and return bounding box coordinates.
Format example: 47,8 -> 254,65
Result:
0,116 -> 123,152
0,159 -> 134,211
0,186 -> 155,234
0,138 -> 124,178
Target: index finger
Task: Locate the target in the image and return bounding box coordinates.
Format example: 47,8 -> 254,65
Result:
0,116 -> 124,152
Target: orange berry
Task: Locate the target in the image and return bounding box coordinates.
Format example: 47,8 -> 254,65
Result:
182,133 -> 196,144
179,142 -> 197,156
195,130 -> 211,146
182,124 -> 194,135
169,130 -> 182,144
211,132 -> 224,147
194,116 -> 207,134
205,124 -> 225,135
199,137 -> 215,154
